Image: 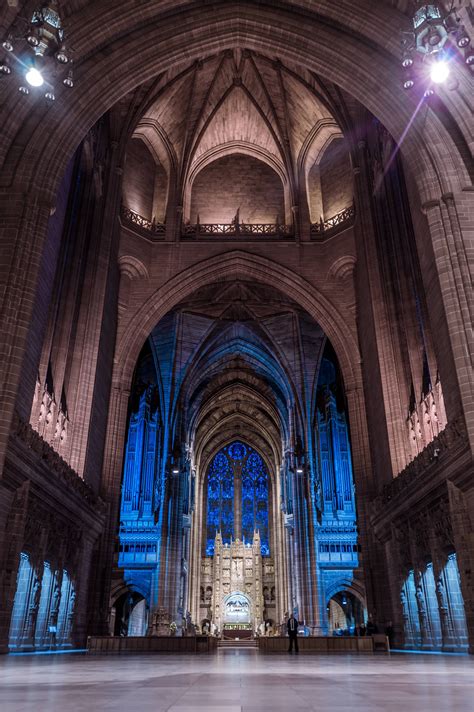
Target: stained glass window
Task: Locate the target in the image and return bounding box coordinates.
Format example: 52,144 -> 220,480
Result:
205,441 -> 270,556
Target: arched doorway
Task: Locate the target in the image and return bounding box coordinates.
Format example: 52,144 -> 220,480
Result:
327,591 -> 367,636
112,591 -> 148,637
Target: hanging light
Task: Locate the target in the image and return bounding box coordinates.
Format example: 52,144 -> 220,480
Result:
0,1 -> 73,102
0,59 -> 11,75
401,2 -> 473,94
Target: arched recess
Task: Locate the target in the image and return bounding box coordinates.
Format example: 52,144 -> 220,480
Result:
325,579 -> 367,607
303,131 -> 353,223
188,153 -> 285,225
131,120 -> 177,221
184,142 -> 291,223
298,121 -> 344,223
122,137 -> 158,220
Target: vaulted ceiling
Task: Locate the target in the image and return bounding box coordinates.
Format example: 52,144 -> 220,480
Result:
131,49 -> 346,206
143,280 -> 328,471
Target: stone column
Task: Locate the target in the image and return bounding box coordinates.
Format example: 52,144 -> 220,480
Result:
0,190 -> 53,480
353,143 -> 411,478
88,382 -> 130,635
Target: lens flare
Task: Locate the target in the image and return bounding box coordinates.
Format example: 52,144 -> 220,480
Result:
430,60 -> 450,84
25,67 -> 44,87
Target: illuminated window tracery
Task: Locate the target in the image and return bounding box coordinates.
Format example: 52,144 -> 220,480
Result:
206,441 -> 269,556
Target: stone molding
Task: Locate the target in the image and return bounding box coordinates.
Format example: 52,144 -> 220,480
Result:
10,413 -> 106,513
373,416 -> 468,513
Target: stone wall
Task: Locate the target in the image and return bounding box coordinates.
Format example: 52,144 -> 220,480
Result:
123,139 -> 156,221
190,155 -> 285,224
320,138 -> 353,219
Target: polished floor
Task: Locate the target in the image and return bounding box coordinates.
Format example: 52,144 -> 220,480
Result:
1,650 -> 473,711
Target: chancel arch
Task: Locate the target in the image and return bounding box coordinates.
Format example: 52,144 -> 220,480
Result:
110,275 -> 363,637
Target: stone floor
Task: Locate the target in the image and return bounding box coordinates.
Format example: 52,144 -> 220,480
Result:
1,650 -> 473,711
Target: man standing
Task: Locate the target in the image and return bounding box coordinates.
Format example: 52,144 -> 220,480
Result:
287,613 -> 299,653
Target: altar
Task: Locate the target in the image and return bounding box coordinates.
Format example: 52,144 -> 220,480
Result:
200,531 -> 274,634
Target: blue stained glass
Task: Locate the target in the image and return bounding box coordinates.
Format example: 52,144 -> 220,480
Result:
228,442 -> 247,460
205,441 -> 270,556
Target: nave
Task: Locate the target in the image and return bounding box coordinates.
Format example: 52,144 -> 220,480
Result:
1,650 -> 473,712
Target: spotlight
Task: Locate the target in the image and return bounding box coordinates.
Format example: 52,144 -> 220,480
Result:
455,27 -> 470,49
25,67 -> 44,87
2,36 -> 13,52
430,58 -> 450,84
45,91 -> 55,102
0,62 -> 11,76
296,468 -> 303,474
403,75 -> 415,90
26,34 -> 40,48
401,51 -> 413,68
424,87 -> 435,98
18,85 -> 30,95
55,47 -> 69,64
172,468 -> 179,474
465,48 -> 474,66
63,70 -> 74,88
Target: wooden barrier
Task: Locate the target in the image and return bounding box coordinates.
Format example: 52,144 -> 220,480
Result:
87,635 -> 218,654
87,635 -> 386,655
257,636 -> 376,653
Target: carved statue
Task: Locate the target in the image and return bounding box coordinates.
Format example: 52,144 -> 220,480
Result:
436,577 -> 448,613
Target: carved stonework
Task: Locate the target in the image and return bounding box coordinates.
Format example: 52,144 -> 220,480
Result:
11,412 -> 105,513
374,416 -> 467,511
149,607 -> 170,636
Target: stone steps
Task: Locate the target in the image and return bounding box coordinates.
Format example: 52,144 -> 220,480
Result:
218,639 -> 258,649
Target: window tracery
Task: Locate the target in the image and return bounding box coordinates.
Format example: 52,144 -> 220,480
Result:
205,441 -> 269,556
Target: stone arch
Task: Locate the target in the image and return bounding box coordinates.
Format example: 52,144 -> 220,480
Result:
115,250 -> 361,397
184,142 -> 290,223
1,3 -> 470,206
325,579 -> 367,608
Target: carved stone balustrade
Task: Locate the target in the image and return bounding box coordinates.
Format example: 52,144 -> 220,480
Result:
120,206 -> 166,240
310,205 -> 355,238
182,221 -> 293,239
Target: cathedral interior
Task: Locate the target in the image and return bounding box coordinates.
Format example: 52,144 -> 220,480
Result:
0,0 -> 473,709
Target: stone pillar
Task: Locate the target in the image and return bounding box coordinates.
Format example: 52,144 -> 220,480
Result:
89,382 -> 130,635
353,143 -> 411,479
0,190 -> 53,481
73,534 -> 95,647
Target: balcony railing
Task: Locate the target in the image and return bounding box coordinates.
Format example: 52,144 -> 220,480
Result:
182,221 -> 293,239
310,205 -> 355,238
120,206 -> 166,238
120,204 -> 355,240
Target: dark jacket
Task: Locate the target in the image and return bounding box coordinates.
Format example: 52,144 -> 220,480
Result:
287,617 -> 299,636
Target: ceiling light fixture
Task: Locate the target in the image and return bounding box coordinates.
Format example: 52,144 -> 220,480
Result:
401,2 -> 473,94
0,1 -> 74,102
